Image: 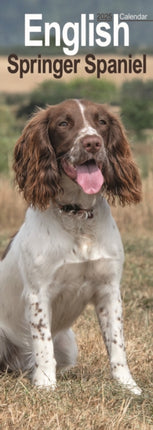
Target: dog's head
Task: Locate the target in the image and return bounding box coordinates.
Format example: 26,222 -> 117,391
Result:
14,99 -> 142,209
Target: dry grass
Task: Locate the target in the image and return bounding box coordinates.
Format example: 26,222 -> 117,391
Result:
112,171 -> 153,235
0,178 -> 26,234
0,176 -> 153,429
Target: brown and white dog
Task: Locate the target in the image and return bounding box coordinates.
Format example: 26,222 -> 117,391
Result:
0,99 -> 142,394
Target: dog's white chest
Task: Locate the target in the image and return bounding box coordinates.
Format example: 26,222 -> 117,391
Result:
76,235 -> 97,260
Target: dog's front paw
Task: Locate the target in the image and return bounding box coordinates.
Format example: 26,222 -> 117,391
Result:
116,375 -> 142,395
32,367 -> 56,389
127,383 -> 142,396
111,364 -> 142,395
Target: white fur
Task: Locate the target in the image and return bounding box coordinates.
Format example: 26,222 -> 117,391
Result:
74,100 -> 100,138
0,173 -> 141,394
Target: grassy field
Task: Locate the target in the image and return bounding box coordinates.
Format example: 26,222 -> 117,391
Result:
0,171 -> 153,429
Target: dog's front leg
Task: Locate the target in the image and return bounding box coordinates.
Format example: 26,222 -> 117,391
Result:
27,290 -> 56,389
94,287 -> 141,395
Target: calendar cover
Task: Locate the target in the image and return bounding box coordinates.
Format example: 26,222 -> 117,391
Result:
0,2 -> 152,228
0,1 -> 153,429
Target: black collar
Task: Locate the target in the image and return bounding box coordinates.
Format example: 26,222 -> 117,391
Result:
57,204 -> 94,219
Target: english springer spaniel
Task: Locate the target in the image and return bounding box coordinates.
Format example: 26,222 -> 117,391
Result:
0,99 -> 142,394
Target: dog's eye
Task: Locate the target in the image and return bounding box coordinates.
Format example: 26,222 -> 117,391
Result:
99,119 -> 106,125
59,121 -> 68,127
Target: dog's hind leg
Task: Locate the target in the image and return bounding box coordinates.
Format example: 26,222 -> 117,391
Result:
54,329 -> 78,370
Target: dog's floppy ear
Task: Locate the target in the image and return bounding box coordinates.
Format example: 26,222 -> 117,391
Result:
104,113 -> 142,205
13,107 -> 61,209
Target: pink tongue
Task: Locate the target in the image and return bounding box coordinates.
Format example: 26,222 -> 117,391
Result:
76,161 -> 104,194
